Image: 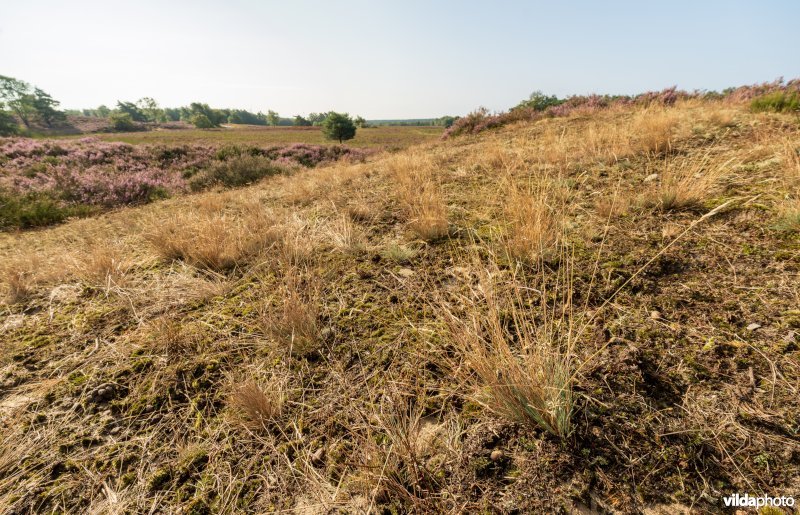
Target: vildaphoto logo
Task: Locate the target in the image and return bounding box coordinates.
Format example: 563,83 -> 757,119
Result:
722,493 -> 795,508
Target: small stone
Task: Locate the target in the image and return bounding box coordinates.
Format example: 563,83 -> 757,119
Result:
490,449 -> 504,462
320,327 -> 333,339
644,173 -> 659,183
311,447 -> 325,465
397,268 -> 415,278
649,311 -> 662,320
746,323 -> 761,332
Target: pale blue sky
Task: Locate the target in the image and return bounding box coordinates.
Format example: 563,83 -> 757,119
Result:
1,0 -> 798,118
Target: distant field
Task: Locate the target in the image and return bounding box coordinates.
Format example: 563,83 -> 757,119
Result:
55,125 -> 444,148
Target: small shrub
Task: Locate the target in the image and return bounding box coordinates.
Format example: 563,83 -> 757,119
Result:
0,191 -> 94,229
750,91 -> 800,113
189,155 -> 288,190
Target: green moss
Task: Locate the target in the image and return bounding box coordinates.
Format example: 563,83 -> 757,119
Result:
147,466 -> 173,491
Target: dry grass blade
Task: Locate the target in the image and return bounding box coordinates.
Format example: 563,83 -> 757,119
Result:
389,153 -> 449,241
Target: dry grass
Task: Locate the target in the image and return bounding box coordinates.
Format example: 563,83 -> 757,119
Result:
381,242 -> 418,264
145,201 -> 279,271
1,257 -> 41,304
266,269 -> 320,356
327,214 -> 367,254
445,264 -> 575,438
229,378 -> 286,432
502,177 -> 567,263
354,395 -> 451,509
644,152 -> 733,211
631,109 -> 680,154
389,153 -> 449,241
70,241 -> 132,288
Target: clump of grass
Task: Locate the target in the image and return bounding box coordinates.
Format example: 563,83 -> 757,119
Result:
389,154 -> 449,241
381,243 -> 418,264
1,257 -> 40,304
750,91 -> 800,113
327,214 -> 367,254
631,109 -> 679,154
229,378 -> 286,432
70,241 -> 131,288
145,203 -> 279,271
267,270 -> 320,356
644,153 -> 732,211
354,395 -> 445,510
774,199 -> 800,233
502,178 -> 566,264
444,264 -> 575,438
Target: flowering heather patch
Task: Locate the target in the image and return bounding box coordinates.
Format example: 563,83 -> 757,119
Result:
0,137 -> 371,229
442,80 -> 800,139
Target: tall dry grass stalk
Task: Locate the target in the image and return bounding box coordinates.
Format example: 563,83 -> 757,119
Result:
445,261 -> 576,438
354,395 -> 449,510
502,176 -> 567,263
327,214 -> 367,254
388,154 -> 449,241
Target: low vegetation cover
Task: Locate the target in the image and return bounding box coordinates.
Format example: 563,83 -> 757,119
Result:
442,78 -> 800,139
0,87 -> 799,513
0,137 -> 372,229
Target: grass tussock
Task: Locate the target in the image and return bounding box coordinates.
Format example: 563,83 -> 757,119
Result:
266,269 -> 321,356
389,154 -> 449,241
631,109 -> 680,154
445,264 -> 575,438
381,242 -> 418,264
644,153 -> 732,211
1,257 -> 41,304
145,200 -> 279,271
70,241 -> 132,288
353,396 -> 449,509
229,377 -> 286,432
502,177 -> 567,263
327,214 -> 367,254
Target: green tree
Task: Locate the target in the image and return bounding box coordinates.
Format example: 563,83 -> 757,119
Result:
354,115 -> 367,128
514,91 -> 563,112
136,97 -> 164,122
321,112 -> 356,143
293,115 -> 311,126
110,112 -> 136,131
266,110 -> 280,126
0,102 -> 18,135
192,114 -> 214,129
96,105 -> 111,118
32,88 -> 66,127
0,75 -> 36,128
116,101 -> 147,122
